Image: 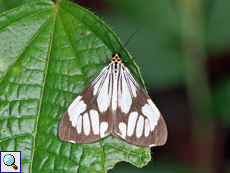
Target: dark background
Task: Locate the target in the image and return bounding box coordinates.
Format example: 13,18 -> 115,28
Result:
1,0 -> 230,172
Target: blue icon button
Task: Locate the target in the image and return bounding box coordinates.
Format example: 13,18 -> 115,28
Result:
0,151 -> 21,173
3,154 -> 18,170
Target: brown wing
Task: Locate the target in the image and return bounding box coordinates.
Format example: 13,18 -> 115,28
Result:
112,66 -> 167,146
59,65 -> 113,143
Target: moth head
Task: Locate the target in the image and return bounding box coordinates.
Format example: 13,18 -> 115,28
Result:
111,53 -> 122,63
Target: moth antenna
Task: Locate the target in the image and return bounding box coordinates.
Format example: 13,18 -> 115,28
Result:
98,22 -> 115,53
118,29 -> 139,54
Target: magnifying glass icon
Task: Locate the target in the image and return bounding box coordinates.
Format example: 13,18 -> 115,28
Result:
3,154 -> 18,170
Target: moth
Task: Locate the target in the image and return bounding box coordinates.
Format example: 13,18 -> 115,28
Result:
59,27 -> 167,147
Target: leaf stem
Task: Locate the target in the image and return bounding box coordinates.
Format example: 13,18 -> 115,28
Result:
56,0 -> 63,5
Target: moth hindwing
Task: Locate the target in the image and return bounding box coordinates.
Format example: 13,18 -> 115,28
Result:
59,53 -> 167,147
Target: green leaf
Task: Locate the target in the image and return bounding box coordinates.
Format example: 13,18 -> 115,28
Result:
0,0 -> 151,172
0,0 -> 31,13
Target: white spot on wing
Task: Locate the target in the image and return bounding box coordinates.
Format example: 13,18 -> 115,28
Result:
142,100 -> 159,131
112,64 -> 118,111
100,122 -> 108,138
127,112 -> 138,136
147,99 -> 160,119
124,69 -> 138,97
145,119 -> 150,137
90,110 -> 99,135
119,122 -> 126,139
136,115 -> 144,138
69,140 -> 76,143
77,115 -> 82,133
97,72 -> 111,112
129,79 -> 137,97
118,69 -> 132,113
93,77 -> 103,96
83,113 -> 90,136
150,144 -> 156,147
68,96 -> 82,122
68,97 -> 86,128
90,66 -> 108,87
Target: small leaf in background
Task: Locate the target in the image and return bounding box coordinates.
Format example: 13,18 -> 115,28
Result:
0,0 -> 151,172
213,78 -> 230,125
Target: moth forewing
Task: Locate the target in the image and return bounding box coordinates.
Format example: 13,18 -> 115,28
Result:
112,64 -> 167,146
59,65 -> 113,143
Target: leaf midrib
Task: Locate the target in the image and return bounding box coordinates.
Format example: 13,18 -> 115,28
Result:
30,8 -> 57,173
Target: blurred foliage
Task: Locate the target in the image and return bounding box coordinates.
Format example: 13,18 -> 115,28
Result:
206,0 -> 230,52
213,78 -> 230,125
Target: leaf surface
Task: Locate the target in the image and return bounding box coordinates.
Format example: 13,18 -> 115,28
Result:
0,0 -> 151,172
